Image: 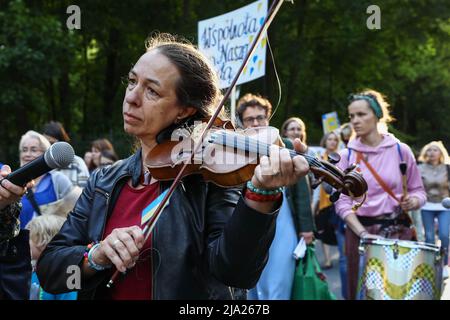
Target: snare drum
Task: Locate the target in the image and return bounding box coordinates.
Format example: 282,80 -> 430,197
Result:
358,238 -> 443,300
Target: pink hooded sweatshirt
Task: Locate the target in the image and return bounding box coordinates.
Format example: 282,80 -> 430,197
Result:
335,133 -> 426,219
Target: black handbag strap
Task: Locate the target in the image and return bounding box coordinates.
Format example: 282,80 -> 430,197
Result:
25,189 -> 41,216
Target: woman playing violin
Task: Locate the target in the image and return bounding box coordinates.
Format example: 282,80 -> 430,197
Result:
36,33 -> 310,300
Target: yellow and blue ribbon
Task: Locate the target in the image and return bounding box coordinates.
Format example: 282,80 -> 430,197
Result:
141,189 -> 170,226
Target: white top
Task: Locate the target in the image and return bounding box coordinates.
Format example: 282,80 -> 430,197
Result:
422,201 -> 448,211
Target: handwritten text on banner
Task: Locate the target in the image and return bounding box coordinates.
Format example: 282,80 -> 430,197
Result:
198,0 -> 268,89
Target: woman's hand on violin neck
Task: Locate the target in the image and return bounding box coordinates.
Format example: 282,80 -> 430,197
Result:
93,226 -> 144,273
252,144 -> 309,190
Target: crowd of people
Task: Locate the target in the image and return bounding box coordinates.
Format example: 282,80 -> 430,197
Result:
0,32 -> 448,301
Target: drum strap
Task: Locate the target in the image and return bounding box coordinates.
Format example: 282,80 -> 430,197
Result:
355,151 -> 400,203
358,215 -> 410,228
355,151 -> 416,240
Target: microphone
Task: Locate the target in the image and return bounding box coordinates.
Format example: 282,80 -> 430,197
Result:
442,198 -> 450,209
6,142 -> 75,186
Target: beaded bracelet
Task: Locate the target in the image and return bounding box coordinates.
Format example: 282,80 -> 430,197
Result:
245,188 -> 282,202
246,180 -> 283,196
84,242 -> 112,271
83,242 -> 96,263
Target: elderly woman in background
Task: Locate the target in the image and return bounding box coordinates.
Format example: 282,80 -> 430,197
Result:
0,131 -> 74,299
418,141 -> 450,264
18,131 -> 74,228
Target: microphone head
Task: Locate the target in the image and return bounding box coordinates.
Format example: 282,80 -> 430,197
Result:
44,142 -> 75,169
442,198 -> 450,209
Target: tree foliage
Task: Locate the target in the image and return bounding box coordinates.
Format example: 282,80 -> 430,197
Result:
0,0 -> 449,166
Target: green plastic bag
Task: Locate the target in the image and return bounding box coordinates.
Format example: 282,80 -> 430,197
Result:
291,245 -> 337,300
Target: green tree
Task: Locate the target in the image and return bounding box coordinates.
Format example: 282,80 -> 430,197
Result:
0,0 -> 449,165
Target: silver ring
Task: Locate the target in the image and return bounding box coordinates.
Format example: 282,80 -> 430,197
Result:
112,239 -> 121,249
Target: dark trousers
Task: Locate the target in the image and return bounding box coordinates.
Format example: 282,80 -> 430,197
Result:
0,230 -> 31,300
345,218 -> 415,300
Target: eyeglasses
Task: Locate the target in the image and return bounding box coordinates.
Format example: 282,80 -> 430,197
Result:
242,115 -> 267,125
20,147 -> 43,155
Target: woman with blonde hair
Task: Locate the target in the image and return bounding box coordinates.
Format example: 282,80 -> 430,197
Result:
27,215 -> 77,300
418,141 -> 450,264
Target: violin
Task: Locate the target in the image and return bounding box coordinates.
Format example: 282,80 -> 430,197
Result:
146,118 -> 367,199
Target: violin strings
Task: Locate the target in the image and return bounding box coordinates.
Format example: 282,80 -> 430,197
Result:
212,131 -> 327,170
218,132 -> 324,168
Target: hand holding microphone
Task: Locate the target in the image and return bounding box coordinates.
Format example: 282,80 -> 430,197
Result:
0,142 -> 75,210
0,166 -> 29,210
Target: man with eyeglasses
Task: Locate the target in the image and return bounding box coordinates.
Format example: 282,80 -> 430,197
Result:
237,94 -> 315,300
236,93 -> 271,129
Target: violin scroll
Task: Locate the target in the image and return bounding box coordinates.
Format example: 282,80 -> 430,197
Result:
310,158 -> 367,199
342,170 -> 367,198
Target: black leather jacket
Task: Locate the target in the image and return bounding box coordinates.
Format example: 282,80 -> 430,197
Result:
0,196 -> 31,299
37,150 -> 279,299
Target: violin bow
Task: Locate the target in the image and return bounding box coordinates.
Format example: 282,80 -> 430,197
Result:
107,0 -> 288,288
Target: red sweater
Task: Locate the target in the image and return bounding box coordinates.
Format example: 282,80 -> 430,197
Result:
103,182 -> 159,300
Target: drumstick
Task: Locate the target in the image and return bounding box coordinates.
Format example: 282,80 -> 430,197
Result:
399,162 -> 408,199
399,161 -> 417,240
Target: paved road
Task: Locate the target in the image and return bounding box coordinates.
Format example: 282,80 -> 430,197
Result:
314,240 -> 344,300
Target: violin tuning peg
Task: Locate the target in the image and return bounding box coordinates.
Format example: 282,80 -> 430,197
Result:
330,191 -> 341,203
344,164 -> 357,174
327,152 -> 341,164
311,177 -> 324,189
